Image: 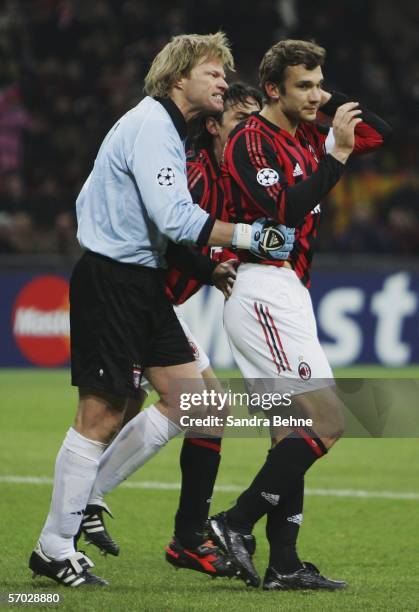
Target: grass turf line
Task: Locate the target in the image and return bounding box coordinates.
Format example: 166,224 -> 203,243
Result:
1,369 -> 419,610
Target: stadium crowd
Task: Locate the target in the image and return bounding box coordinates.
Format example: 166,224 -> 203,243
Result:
0,0 -> 418,255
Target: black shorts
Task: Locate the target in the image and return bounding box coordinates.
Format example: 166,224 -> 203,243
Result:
70,251 -> 194,399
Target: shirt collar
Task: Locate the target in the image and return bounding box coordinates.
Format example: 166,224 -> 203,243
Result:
155,97 -> 187,140
254,111 -> 281,134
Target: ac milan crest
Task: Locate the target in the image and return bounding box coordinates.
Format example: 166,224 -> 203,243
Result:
298,361 -> 311,380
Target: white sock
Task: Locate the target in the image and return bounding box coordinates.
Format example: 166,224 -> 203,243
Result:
89,405 -> 181,506
39,427 -> 106,560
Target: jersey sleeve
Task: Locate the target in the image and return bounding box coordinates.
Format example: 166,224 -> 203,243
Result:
225,128 -> 345,227
320,90 -> 392,155
165,241 -> 217,283
128,119 -> 214,247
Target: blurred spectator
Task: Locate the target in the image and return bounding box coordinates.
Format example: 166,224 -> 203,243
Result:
0,172 -> 27,215
336,206 -> 390,253
0,85 -> 29,188
53,211 -> 79,255
379,174 -> 419,255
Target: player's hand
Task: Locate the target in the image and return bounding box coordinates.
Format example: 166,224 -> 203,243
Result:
331,101 -> 362,163
212,258 -> 239,299
249,218 -> 295,260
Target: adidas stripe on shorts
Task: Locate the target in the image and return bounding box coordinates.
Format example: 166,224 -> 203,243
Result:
223,264 -> 333,395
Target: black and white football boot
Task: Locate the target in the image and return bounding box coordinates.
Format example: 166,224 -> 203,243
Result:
79,503 -> 120,556
29,544 -> 108,587
263,562 -> 347,591
208,512 -> 260,588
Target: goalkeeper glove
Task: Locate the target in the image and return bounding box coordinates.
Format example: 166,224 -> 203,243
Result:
232,218 -> 295,260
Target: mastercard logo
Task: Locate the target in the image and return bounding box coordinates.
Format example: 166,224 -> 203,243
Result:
12,275 -> 70,366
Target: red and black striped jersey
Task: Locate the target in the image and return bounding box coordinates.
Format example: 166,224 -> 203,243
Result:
165,147 -> 228,305
223,91 -> 391,287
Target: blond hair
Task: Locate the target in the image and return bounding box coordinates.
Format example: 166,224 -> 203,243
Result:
144,32 -> 234,97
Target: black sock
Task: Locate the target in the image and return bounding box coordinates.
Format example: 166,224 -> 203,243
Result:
226,429 -> 326,533
266,477 -> 304,573
174,437 -> 222,549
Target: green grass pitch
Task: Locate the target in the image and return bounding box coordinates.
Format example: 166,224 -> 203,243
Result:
1,368 -> 419,611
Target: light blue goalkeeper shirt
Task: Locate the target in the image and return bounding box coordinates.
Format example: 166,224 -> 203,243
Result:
76,97 -> 214,268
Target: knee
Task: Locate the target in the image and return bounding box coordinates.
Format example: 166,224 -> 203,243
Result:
323,404 -> 346,441
308,401 -> 345,442
74,389 -> 126,442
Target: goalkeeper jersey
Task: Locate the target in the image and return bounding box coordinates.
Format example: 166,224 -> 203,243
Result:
76,97 -> 214,268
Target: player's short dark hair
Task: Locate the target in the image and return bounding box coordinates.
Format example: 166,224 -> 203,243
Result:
221,82 -> 263,120
188,82 -> 263,151
259,39 -> 326,99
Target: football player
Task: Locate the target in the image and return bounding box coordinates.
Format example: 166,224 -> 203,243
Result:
209,39 -> 392,591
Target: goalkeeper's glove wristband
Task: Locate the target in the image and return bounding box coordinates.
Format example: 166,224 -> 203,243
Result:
232,223 -> 252,250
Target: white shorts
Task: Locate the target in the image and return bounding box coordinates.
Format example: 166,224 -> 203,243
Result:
223,264 -> 333,393
142,311 -> 210,391
176,312 -> 210,373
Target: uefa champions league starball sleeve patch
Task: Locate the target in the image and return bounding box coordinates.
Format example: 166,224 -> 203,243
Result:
256,167 -> 279,187
157,167 -> 175,186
